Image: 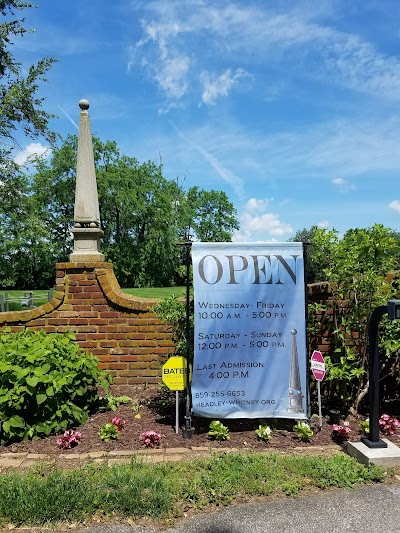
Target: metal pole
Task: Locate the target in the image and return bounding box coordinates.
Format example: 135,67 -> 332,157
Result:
361,305 -> 388,448
303,242 -> 311,418
175,390 -> 179,434
317,380 -> 322,428
182,242 -> 194,439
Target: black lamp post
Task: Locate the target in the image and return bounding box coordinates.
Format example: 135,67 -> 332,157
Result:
362,300 -> 400,448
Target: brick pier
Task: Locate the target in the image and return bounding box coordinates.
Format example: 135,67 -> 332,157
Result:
0,262 -> 175,388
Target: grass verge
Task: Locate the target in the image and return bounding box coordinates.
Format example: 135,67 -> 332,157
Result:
0,287 -> 184,311
122,286 -> 185,299
0,452 -> 385,527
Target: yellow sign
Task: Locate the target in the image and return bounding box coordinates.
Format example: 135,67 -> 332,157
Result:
162,356 -> 188,391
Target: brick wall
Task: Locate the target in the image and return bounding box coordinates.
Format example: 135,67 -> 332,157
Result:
307,272 -> 400,357
307,281 -> 334,355
0,262 -> 175,388
2,270 -> 393,388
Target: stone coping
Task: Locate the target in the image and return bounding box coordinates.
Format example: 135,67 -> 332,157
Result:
0,445 -> 341,471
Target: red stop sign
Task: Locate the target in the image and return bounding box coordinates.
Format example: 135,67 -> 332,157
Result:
311,350 -> 325,381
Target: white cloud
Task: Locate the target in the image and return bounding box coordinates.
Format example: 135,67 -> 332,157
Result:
389,200 -> 400,213
232,197 -> 293,242
331,177 -> 356,192
132,1 -> 400,105
14,143 -> 51,167
245,198 -> 273,212
155,55 -> 190,100
317,220 -> 330,229
201,68 -> 248,105
242,212 -> 293,236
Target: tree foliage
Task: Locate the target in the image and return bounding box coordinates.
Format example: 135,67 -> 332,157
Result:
0,135 -> 239,288
178,186 -> 239,242
307,224 -> 400,413
289,226 -> 329,284
0,1 -> 57,287
0,1 -> 57,155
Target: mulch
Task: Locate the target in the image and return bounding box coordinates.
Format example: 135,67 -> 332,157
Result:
1,386 -> 399,456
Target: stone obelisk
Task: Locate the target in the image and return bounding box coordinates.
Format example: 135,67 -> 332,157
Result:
70,99 -> 105,262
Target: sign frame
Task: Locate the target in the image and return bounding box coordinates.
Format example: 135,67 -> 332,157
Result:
191,242 -> 309,420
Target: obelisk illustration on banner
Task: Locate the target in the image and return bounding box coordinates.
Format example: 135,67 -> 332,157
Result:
287,328 -> 304,413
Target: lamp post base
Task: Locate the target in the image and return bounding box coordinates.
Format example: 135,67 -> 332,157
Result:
361,437 -> 388,449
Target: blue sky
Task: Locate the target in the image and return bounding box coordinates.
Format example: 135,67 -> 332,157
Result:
11,0 -> 400,241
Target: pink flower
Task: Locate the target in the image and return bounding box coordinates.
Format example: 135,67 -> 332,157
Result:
56,429 -> 82,449
111,417 -> 125,431
332,424 -> 351,439
378,414 -> 400,436
140,430 -> 161,448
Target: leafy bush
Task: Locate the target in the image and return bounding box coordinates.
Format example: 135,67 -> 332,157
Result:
0,329 -> 112,443
152,295 -> 193,358
309,224 -> 400,413
104,395 -> 132,411
208,420 -> 230,441
255,424 -> 272,442
99,423 -> 119,442
292,421 -> 313,441
360,418 -> 370,435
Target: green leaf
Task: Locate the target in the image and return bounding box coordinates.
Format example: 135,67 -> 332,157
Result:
8,416 -> 24,428
26,375 -> 39,388
36,394 -> 47,405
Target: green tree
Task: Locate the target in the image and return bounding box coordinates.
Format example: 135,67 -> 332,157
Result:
0,161 -> 55,288
0,1 -> 57,288
0,1 -> 57,158
29,135 -> 239,288
96,141 -> 181,287
308,224 -> 400,413
178,186 -> 239,242
31,135 -> 77,261
289,226 -> 328,284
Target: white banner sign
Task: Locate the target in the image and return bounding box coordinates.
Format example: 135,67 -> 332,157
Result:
191,242 -> 307,419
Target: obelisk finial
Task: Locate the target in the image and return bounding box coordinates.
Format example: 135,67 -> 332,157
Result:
69,99 -> 105,262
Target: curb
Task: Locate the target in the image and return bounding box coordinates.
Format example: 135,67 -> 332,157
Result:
0,445 -> 342,471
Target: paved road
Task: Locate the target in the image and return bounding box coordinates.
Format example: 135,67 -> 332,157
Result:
80,483 -> 400,533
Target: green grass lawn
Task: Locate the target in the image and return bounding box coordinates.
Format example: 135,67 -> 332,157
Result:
0,287 -> 185,312
122,286 -> 186,299
0,453 -> 386,527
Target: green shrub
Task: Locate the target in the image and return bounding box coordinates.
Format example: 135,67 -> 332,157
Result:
208,420 -> 230,441
255,424 -> 272,442
152,295 -> 193,358
0,329 -> 112,443
292,421 -> 313,441
99,423 -> 119,442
